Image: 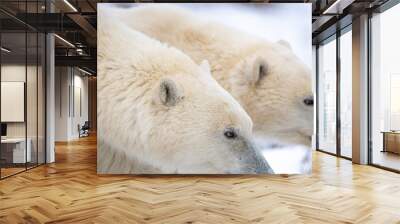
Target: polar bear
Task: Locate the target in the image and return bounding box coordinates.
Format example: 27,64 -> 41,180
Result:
97,15 -> 272,174
109,5 -> 314,146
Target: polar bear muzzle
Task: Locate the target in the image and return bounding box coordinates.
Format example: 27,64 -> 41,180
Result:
232,138 -> 274,174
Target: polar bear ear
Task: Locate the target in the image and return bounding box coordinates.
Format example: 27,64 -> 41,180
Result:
158,79 -> 183,107
277,39 -> 292,51
199,60 -> 211,73
251,59 -> 269,86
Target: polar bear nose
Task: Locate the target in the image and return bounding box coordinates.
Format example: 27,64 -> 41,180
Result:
303,96 -> 314,106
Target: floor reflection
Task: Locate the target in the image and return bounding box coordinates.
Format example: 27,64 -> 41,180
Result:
372,150 -> 400,171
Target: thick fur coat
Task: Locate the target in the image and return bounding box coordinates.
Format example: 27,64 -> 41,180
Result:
97,14 -> 273,174
110,5 -> 314,146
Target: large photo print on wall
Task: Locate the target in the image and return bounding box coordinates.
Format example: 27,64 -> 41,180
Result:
97,3 -> 313,174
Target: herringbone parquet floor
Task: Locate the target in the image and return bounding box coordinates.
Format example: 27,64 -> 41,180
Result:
1,135 -> 400,224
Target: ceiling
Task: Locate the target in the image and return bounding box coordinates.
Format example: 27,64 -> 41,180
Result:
0,0 -> 392,74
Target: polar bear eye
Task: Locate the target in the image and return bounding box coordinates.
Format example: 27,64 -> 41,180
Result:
224,128 -> 237,139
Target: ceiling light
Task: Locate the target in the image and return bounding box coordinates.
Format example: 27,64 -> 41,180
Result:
322,0 -> 354,15
54,34 -> 75,48
1,47 -> 11,53
78,67 -> 93,76
63,0 -> 78,12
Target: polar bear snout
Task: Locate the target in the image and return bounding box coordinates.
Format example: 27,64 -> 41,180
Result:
248,144 -> 273,174
234,140 -> 273,174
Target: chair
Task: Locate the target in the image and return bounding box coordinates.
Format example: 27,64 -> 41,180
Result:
79,121 -> 90,138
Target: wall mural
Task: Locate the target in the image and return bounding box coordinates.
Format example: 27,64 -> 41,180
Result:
97,3 -> 313,174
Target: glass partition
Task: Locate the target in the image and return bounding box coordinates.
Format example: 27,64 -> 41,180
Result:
27,31 -> 38,169
0,1 -> 46,179
1,31 -> 28,177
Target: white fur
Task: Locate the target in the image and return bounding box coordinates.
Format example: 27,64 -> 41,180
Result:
110,4 -> 314,146
97,13 -> 272,174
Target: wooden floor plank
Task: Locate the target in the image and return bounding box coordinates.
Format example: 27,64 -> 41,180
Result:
0,135 -> 400,223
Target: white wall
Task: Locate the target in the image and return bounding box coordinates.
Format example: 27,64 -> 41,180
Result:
71,73 -> 89,138
1,63 -> 47,163
1,66 -> 26,131
55,66 -> 70,141
1,65 -> 38,138
55,67 -> 89,141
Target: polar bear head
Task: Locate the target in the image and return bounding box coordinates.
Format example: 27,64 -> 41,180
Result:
97,17 -> 272,174
143,66 -> 272,174
229,41 -> 313,146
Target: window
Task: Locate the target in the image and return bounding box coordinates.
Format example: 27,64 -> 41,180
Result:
318,37 -> 337,154
339,28 -> 352,158
370,3 -> 400,171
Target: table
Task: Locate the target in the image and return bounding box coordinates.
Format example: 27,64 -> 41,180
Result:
381,131 -> 400,154
1,138 -> 31,164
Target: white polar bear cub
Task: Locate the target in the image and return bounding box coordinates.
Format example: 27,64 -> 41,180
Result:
111,5 -> 314,146
97,15 -> 272,174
